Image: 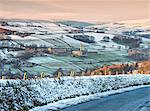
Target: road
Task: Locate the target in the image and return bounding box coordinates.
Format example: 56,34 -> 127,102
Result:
63,87 -> 150,111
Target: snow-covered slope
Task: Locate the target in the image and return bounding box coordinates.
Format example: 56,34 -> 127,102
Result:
0,50 -> 8,59
118,19 -> 150,29
0,74 -> 149,111
87,19 -> 150,35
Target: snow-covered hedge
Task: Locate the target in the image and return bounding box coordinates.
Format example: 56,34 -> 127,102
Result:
0,74 -> 150,111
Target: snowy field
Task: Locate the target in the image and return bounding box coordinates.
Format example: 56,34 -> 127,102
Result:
0,74 -> 149,111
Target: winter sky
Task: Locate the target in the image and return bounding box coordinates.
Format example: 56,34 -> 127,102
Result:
0,0 -> 149,22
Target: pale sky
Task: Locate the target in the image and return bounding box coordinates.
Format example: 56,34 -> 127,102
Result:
0,0 -> 149,22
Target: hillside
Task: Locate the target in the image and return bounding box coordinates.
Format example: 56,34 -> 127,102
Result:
0,19 -> 149,77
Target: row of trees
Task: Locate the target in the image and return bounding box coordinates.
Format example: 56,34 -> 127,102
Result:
112,35 -> 142,48
1,61 -> 149,80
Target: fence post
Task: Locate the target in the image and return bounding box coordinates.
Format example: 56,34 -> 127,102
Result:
2,76 -> 5,80
108,71 -> 111,75
104,70 -> 107,75
23,72 -> 27,80
122,70 -> 125,75
99,71 -> 102,75
81,71 -> 85,76
70,70 -> 75,77
41,72 -> 45,79
20,73 -> 22,80
57,72 -> 62,79
116,71 -> 118,75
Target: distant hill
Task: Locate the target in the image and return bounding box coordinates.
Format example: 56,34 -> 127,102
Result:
56,20 -> 94,28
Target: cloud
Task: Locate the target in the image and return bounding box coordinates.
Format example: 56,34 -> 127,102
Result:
0,0 -> 149,22
0,0 -> 70,13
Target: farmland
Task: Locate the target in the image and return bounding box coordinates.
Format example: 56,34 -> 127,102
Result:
0,19 -> 149,77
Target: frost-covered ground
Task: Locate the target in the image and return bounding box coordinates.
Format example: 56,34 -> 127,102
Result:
1,19 -> 149,75
0,74 -> 149,111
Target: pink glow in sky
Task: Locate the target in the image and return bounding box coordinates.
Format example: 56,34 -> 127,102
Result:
0,0 -> 149,22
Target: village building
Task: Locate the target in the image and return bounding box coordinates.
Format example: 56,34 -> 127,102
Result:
68,29 -> 83,34
72,43 -> 87,57
26,46 -> 48,54
48,47 -> 72,56
128,48 -> 150,60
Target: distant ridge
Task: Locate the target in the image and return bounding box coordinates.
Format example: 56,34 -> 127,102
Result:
55,20 -> 94,28
0,18 -> 54,23
118,19 -> 150,23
